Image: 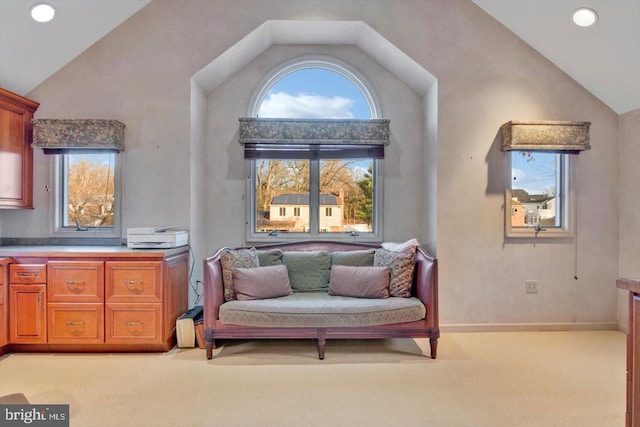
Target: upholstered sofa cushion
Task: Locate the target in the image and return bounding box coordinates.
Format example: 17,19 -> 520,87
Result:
330,249 -> 375,267
233,265 -> 293,301
329,265 -> 390,299
256,249 -> 284,266
219,292 -> 426,328
374,249 -> 416,298
282,250 -> 331,292
220,248 -> 260,301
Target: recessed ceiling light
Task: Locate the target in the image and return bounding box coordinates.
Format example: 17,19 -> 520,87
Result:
30,3 -> 55,23
572,7 -> 598,27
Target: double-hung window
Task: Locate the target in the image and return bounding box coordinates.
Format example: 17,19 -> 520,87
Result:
244,61 -> 385,242
52,152 -> 122,237
506,151 -> 571,237
501,120 -> 590,239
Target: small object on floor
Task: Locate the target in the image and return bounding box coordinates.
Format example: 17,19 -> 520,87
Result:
0,393 -> 30,404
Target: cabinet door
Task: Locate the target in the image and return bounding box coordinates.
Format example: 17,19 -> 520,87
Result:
0,283 -> 5,347
10,284 -> 46,343
0,89 -> 39,209
0,264 -> 5,347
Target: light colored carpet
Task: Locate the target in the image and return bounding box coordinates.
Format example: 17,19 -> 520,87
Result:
0,331 -> 626,427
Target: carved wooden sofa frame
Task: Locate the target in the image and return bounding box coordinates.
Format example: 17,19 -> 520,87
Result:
202,241 -> 439,360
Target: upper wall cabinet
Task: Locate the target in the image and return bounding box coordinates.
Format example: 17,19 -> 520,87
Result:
0,88 -> 40,209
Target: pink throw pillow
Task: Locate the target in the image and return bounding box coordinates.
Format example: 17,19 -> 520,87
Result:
328,265 -> 390,299
233,265 -> 293,301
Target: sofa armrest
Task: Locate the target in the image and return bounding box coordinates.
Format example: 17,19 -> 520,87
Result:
203,248 -> 226,328
414,246 -> 438,330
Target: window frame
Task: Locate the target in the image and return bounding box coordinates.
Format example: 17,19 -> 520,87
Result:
245,55 -> 384,244
50,152 -> 122,238
505,151 -> 574,239
246,158 -> 383,243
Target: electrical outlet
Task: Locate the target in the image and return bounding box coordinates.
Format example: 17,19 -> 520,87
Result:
525,280 -> 538,294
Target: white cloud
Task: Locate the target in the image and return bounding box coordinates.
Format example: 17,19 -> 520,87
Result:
258,92 -> 355,119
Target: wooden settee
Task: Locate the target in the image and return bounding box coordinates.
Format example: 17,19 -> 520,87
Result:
202,241 -> 439,360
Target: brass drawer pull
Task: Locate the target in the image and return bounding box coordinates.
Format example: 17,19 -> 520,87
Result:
65,280 -> 86,293
124,280 -> 144,294
65,321 -> 86,336
123,321 -> 144,326
16,271 -> 40,281
123,321 -> 144,336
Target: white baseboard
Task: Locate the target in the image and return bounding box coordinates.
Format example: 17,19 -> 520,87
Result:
440,322 -> 620,333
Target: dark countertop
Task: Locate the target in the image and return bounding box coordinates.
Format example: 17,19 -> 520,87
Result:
0,245 -> 188,259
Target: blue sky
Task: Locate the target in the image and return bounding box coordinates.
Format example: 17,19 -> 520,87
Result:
511,152 -> 558,195
258,68 -> 371,119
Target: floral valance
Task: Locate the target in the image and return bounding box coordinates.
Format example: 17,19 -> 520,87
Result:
239,118 -> 390,159
32,119 -> 125,153
501,121 -> 590,153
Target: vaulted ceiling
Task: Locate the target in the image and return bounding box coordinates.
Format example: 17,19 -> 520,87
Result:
0,0 -> 638,114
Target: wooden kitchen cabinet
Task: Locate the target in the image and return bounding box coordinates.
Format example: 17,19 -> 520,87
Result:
0,259 -> 11,351
0,88 -> 39,209
0,246 -> 189,353
10,284 -> 47,344
9,264 -> 47,344
617,278 -> 640,427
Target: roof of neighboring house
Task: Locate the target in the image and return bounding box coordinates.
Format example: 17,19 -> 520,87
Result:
512,189 -> 554,204
271,193 -> 340,206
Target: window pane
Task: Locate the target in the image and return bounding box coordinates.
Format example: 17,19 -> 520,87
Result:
259,68 -> 371,119
63,153 -> 115,227
510,152 -> 560,228
319,159 -> 373,233
255,159 -> 310,233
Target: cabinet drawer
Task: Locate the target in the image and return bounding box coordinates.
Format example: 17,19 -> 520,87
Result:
48,303 -> 104,344
10,264 -> 46,283
106,262 -> 162,303
105,304 -> 162,343
48,261 -> 104,303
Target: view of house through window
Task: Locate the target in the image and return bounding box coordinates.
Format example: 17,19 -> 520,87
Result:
252,66 -> 378,236
62,153 -> 115,228
509,151 -> 562,229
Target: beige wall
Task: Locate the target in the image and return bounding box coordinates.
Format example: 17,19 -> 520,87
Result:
618,108 -> 640,330
0,0 -> 623,327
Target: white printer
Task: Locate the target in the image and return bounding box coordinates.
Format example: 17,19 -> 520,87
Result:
127,226 -> 188,249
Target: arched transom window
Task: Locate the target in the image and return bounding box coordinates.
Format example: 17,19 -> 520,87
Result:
244,57 -> 385,241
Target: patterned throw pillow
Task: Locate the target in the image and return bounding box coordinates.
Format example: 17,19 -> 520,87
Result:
373,248 -> 416,297
220,248 -> 260,301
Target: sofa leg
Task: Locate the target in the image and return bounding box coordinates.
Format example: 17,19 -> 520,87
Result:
205,339 -> 216,360
429,337 -> 438,359
317,329 -> 327,360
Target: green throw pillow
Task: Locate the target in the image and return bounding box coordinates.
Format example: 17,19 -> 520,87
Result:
330,249 -> 375,267
256,249 -> 284,266
282,251 -> 331,292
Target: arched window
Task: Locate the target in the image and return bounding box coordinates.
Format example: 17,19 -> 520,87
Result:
246,57 -> 384,241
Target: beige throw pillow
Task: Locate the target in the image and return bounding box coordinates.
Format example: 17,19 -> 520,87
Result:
329,265 -> 390,299
233,265 -> 293,301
